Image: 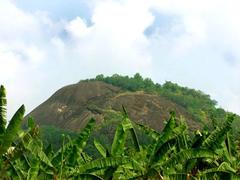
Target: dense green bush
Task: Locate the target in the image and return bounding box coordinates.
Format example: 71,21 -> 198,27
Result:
40,126 -> 78,151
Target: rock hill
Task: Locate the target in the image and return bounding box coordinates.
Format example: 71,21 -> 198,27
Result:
27,81 -> 201,131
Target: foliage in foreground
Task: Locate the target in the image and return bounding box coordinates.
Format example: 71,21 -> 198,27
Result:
0,85 -> 240,180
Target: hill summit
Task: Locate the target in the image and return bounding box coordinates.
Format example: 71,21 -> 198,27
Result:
27,74 -> 236,133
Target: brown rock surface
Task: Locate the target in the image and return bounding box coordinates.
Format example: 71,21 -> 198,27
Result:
26,81 -> 201,132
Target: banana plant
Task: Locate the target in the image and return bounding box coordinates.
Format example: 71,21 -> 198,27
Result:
1,84 -> 240,179
0,85 -> 26,178
0,85 -> 25,157
51,117 -> 96,179
67,106 -> 141,179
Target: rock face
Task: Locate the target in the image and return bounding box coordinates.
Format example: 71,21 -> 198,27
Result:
27,81 -> 201,131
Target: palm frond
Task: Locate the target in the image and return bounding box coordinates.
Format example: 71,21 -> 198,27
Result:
111,107 -> 140,156
201,115 -> 235,150
69,156 -> 130,175
150,124 -> 186,163
159,148 -> 217,170
0,105 -> 25,156
0,85 -> 7,135
94,139 -> 107,158
135,122 -> 161,141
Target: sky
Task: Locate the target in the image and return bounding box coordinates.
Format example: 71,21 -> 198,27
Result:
0,0 -> 240,119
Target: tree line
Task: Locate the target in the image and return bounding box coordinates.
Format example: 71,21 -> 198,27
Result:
84,73 -> 240,135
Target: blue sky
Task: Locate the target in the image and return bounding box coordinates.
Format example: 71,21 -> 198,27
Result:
0,0 -> 240,118
13,0 -> 92,21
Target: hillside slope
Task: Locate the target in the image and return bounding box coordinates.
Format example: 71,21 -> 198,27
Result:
27,81 -> 201,131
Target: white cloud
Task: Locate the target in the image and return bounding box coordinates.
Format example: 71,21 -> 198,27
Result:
0,0 -> 61,119
0,0 -> 240,119
0,0 -> 155,118
143,0 -> 240,114
66,17 -> 92,38
61,0 -> 154,76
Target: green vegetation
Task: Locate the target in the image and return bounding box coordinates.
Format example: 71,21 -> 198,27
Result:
84,73 -> 240,134
40,126 -> 78,151
84,74 -> 222,123
1,85 -> 240,179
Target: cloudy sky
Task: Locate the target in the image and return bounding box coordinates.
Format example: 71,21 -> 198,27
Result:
0,0 -> 240,118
